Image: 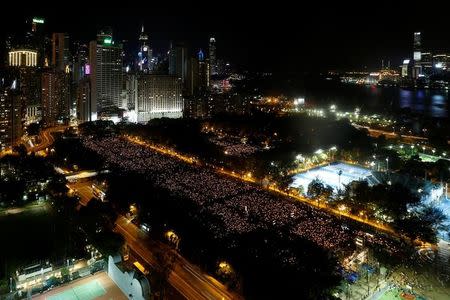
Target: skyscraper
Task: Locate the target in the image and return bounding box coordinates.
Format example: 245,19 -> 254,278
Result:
52,33 -> 70,72
169,43 -> 188,83
8,50 -> 41,108
73,42 -> 89,82
41,69 -> 70,125
198,49 -> 210,90
89,28 -> 123,119
28,17 -> 48,67
136,75 -> 183,122
76,78 -> 91,123
413,32 -> 422,78
138,25 -> 153,73
0,85 -> 22,150
209,37 -> 217,75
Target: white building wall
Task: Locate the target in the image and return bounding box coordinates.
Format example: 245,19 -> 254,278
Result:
107,256 -> 149,300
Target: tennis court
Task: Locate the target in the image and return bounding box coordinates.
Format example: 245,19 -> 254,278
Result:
290,162 -> 378,193
33,272 -> 127,300
47,280 -> 105,300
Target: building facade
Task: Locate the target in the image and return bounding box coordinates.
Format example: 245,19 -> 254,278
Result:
0,87 -> 22,150
136,75 -> 183,122
89,30 -> 123,119
52,33 -> 70,71
41,69 -> 70,125
209,37 -> 217,75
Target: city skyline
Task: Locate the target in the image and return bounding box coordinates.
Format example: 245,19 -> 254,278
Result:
1,2 -> 450,72
1,3 -> 450,299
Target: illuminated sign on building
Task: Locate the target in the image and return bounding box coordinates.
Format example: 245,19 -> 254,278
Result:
85,64 -> 91,75
32,18 -> 44,24
104,38 -> 112,45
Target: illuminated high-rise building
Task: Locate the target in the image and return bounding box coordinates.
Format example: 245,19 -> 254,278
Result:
89,28 -> 123,119
198,49 -> 210,89
8,50 -> 41,108
209,37 -> 217,75
28,17 -> 48,67
41,69 -> 70,125
76,78 -> 92,123
413,32 -> 421,61
169,43 -> 188,83
52,33 -> 70,71
136,75 -> 183,122
138,25 -> 153,73
0,85 -> 23,150
73,42 -> 89,82
413,32 -> 422,78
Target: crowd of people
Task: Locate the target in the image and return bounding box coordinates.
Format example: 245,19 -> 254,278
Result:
209,136 -> 263,157
82,136 -> 399,254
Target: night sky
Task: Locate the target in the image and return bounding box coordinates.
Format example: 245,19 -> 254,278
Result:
1,1 -> 449,72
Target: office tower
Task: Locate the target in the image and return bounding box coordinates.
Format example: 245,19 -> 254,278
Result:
413,32 -> 422,78
413,32 -> 421,61
138,25 -> 153,73
89,28 -> 123,119
73,42 -> 89,82
0,85 -> 22,150
52,33 -> 70,71
8,50 -> 41,108
209,37 -> 217,75
76,78 -> 91,123
122,73 -> 138,111
185,56 -> 199,96
198,49 -> 210,89
168,43 -> 188,83
29,17 -> 48,67
421,52 -> 433,75
41,69 -> 70,125
136,75 -> 183,122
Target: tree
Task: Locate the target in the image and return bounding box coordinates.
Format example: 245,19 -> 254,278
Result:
307,179 -> 333,203
92,232 -> 124,257
394,206 -> 447,244
154,250 -> 176,300
26,122 -> 41,136
307,179 -> 325,199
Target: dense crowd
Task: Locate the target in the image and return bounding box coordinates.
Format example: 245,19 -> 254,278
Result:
82,136 -> 399,254
209,136 -> 263,157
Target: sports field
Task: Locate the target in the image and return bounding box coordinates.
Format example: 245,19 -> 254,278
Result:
291,162 -> 378,193
33,271 -> 126,300
47,280 -> 105,300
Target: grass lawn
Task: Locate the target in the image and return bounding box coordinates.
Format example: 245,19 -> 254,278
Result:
0,203 -> 77,279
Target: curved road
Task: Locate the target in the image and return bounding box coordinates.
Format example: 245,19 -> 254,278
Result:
115,215 -> 240,300
28,126 -> 67,153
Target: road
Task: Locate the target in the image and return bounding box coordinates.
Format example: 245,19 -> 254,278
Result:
27,126 -> 67,153
67,180 -> 95,207
115,215 -> 240,300
353,124 -> 430,144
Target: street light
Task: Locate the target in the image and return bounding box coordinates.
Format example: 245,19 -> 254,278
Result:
385,157 -> 389,173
